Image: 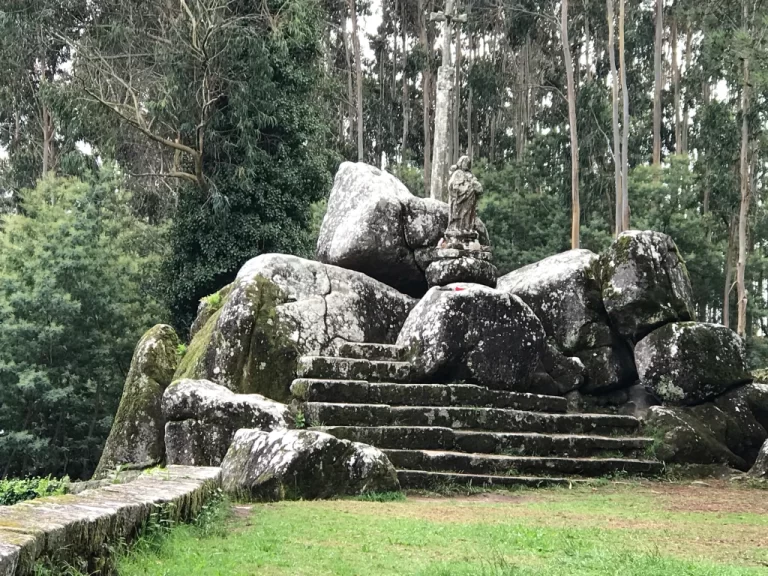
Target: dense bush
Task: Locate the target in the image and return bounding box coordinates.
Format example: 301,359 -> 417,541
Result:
0,476 -> 68,506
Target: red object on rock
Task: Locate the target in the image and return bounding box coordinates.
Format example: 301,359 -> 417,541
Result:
454,287 -> 465,291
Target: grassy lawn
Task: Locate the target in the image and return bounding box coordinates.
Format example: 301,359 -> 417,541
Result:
118,481 -> 768,576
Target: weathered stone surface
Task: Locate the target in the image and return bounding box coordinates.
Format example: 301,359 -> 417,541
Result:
635,322 -> 751,405
162,379 -> 291,466
567,384 -> 660,418
396,284 -> 545,391
498,250 -> 609,353
174,254 -> 415,401
748,440 -> 768,478
220,429 -> 399,500
425,256 -> 497,288
598,230 -> 695,341
646,383 -> 768,470
576,341 -> 637,394
316,162 -> 488,296
0,466 -> 220,576
94,324 -> 181,479
527,343 -> 585,396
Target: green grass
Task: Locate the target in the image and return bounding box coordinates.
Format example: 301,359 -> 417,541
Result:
117,483 -> 768,576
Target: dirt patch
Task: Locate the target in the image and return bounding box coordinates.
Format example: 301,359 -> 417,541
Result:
648,481 -> 768,515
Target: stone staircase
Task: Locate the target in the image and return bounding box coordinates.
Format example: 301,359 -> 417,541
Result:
290,342 -> 663,489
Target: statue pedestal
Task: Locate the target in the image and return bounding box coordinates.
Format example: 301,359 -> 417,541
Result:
425,247 -> 498,288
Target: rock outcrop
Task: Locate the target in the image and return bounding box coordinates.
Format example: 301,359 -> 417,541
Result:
635,322 -> 751,405
498,249 -> 607,353
174,254 -> 415,401
162,379 -> 291,466
598,230 -> 695,342
397,284 -> 545,391
646,383 -> 768,470
748,440 -> 768,478
94,325 -> 180,479
316,162 -> 488,296
220,429 -> 399,500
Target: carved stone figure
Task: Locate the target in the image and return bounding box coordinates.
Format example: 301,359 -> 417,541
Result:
446,156 -> 483,241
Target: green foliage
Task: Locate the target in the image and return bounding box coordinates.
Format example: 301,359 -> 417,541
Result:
0,169 -> 167,479
0,475 -> 67,506
162,0 -> 337,330
294,410 -> 306,429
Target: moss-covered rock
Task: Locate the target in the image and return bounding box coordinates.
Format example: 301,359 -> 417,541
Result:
645,383 -> 768,470
162,379 -> 292,466
498,249 -> 610,354
94,324 -> 180,479
396,284 -> 546,391
175,254 -> 415,401
635,322 -> 751,405
220,429 -> 399,500
598,230 -> 695,342
748,440 -> 768,478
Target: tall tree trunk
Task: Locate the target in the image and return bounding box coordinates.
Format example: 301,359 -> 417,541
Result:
454,18 -> 462,162
652,0 -> 663,166
348,0 -> 364,161
41,103 -> 53,177
467,4 -> 473,162
562,0 -> 579,249
724,215 -> 736,328
607,0 -> 623,236
400,2 -> 409,161
737,54 -> 750,337
672,18 -> 681,154
619,0 -> 630,230
682,25 -> 692,153
341,16 -> 355,145
584,4 -> 592,82
418,0 -> 432,192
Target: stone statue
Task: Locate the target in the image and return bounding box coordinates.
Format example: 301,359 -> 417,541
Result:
445,155 -> 483,243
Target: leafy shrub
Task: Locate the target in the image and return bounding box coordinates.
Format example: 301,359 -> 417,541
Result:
0,476 -> 68,506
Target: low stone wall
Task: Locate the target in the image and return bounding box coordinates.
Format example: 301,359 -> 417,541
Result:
0,466 -> 221,576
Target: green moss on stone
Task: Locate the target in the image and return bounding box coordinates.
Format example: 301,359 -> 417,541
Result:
174,306 -> 223,381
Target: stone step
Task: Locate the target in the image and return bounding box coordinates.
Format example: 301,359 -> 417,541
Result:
397,469 -> 585,490
297,356 -> 412,382
453,431 -> 653,458
385,449 -> 664,478
303,403 -> 642,435
328,342 -> 406,361
292,380 -> 567,413
314,426 -> 652,457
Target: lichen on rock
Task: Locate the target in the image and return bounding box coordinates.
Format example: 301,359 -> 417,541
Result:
94,324 -> 181,479
397,283 -> 545,391
220,428 -> 399,500
635,321 -> 752,405
174,254 -> 415,401
597,230 -> 695,342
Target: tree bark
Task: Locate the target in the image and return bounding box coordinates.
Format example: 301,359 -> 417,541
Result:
584,4 -> 592,82
454,15 -> 462,163
348,0 -> 364,161
341,15 -> 355,145
672,18 -> 681,154
400,1 -> 409,160
682,24 -> 692,153
562,0 -> 580,249
418,0 -> 432,192
737,54 -> 750,337
619,0 -> 630,230
653,0 -> 663,166
607,0 -> 623,236
724,215 -> 736,328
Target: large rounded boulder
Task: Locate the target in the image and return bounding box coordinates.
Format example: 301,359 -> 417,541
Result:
497,249 -> 608,353
94,324 -> 180,479
396,284 -> 546,391
635,322 -> 751,405
162,379 -> 291,466
175,254 -> 415,401
598,230 -> 695,341
316,162 -> 488,296
221,428 -> 399,500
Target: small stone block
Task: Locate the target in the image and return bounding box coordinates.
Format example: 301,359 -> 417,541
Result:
425,257 -> 498,288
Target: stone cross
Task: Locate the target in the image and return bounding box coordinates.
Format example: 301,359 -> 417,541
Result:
429,0 -> 467,204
